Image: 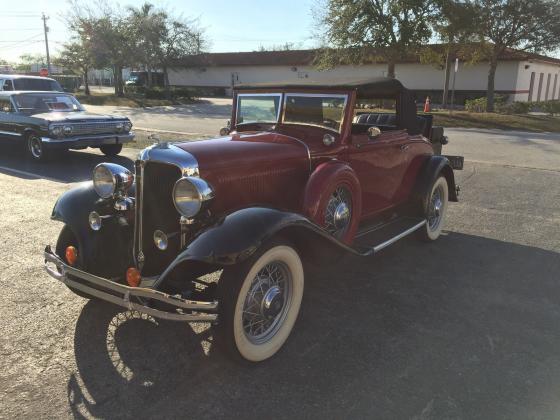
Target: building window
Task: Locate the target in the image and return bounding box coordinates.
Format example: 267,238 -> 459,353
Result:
537,73 -> 544,102
553,74 -> 558,100
528,72 -> 536,102
545,73 -> 551,101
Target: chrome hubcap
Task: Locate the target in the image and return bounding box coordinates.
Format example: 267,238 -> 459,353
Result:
242,262 -> 292,344
428,185 -> 444,230
29,137 -> 42,158
325,186 -> 352,239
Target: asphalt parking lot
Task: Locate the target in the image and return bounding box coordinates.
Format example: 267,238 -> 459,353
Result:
0,128 -> 559,419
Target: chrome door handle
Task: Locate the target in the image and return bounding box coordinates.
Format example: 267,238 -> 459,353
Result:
400,144 -> 410,151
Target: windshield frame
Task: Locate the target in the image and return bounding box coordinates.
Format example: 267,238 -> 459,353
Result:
236,93 -> 283,126
12,93 -> 85,114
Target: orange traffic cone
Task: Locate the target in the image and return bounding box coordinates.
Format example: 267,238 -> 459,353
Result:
424,96 -> 431,113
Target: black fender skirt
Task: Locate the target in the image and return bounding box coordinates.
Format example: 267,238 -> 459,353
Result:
156,207 -> 358,284
413,155 -> 459,213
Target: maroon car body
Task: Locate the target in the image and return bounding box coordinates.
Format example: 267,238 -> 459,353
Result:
44,77 -> 462,362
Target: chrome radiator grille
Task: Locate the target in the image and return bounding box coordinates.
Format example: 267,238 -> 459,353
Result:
135,161 -> 182,276
68,121 -> 123,136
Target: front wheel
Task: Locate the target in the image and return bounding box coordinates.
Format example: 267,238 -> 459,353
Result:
26,133 -> 51,162
100,144 -> 123,156
215,241 -> 304,362
419,175 -> 449,241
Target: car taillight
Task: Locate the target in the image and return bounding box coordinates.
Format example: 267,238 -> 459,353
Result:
126,267 -> 141,287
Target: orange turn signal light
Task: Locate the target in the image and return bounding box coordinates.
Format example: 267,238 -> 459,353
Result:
65,246 -> 78,266
126,267 -> 141,287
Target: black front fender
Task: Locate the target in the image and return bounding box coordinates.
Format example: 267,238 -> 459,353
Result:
156,207 -> 356,286
51,182 -> 135,276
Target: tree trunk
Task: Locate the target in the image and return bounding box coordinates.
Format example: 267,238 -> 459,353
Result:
486,51 -> 499,112
147,67 -> 152,88
442,47 -> 452,109
387,61 -> 396,79
163,65 -> 171,99
115,66 -> 124,97
113,66 -> 119,96
84,69 -> 90,96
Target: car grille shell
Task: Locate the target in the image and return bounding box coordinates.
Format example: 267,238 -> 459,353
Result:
64,121 -> 125,136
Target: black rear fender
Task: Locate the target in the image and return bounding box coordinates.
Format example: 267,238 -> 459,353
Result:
413,156 -> 458,215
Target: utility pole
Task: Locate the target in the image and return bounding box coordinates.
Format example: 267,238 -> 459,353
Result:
41,13 -> 51,75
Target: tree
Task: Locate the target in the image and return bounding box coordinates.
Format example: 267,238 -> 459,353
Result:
55,42 -> 94,95
14,54 -> 47,73
67,1 -> 135,97
314,0 -> 438,78
473,0 -> 560,111
153,16 -> 207,98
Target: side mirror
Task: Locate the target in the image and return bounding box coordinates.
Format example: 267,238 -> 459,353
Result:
367,127 -> 381,140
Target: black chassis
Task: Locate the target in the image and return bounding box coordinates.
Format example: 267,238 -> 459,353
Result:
44,155 -> 459,323
0,92 -> 134,150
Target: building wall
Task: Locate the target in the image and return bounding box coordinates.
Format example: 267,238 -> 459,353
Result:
168,59 -> 560,102
513,61 -> 560,102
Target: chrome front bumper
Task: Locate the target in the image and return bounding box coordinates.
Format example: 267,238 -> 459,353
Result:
43,245 -> 218,323
41,132 -> 135,149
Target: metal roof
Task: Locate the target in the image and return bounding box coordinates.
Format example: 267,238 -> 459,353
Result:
0,74 -> 57,81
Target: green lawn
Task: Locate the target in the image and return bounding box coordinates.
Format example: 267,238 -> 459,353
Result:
431,111 -> 560,133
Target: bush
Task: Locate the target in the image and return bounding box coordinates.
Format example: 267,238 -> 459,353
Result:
465,97 -> 487,113
538,100 -> 560,116
496,101 -> 532,115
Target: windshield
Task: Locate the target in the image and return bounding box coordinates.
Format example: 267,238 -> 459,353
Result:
283,94 -> 347,132
237,94 -> 281,124
13,78 -> 62,91
13,93 -> 84,113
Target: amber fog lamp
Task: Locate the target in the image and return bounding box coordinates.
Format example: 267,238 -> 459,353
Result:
126,267 -> 141,287
65,246 -> 78,266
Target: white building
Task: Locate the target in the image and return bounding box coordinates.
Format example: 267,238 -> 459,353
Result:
168,48 -> 560,103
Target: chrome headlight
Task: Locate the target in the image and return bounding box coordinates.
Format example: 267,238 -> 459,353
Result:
173,177 -> 214,218
49,125 -> 63,137
115,122 -> 124,133
124,121 -> 132,132
63,125 -> 73,135
92,163 -> 134,199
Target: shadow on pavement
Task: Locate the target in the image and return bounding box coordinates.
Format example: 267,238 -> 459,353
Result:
68,232 -> 560,419
0,144 -> 135,184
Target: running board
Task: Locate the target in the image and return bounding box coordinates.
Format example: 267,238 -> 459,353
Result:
352,218 -> 427,256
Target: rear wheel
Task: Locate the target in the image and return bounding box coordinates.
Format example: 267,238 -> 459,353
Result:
100,144 -> 123,156
419,176 -> 449,241
215,240 -> 304,362
56,225 -> 95,300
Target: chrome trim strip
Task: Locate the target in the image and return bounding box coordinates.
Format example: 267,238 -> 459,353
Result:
372,220 -> 427,253
41,132 -> 134,144
44,246 -> 218,323
0,130 -> 21,137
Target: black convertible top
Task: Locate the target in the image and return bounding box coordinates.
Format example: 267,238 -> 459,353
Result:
236,77 -> 407,98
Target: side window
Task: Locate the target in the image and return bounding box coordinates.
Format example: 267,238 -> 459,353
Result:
3,80 -> 14,91
0,97 -> 13,112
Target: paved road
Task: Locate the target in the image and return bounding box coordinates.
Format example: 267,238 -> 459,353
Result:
1,129 -> 559,419
85,98 -> 231,136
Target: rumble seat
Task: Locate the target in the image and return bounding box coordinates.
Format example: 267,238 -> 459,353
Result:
352,112 -> 429,137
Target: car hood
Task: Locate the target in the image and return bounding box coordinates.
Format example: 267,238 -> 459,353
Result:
30,111 -> 128,122
174,131 -> 311,214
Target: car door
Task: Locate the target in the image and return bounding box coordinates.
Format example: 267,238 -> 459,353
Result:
0,97 -> 21,142
346,128 -> 411,217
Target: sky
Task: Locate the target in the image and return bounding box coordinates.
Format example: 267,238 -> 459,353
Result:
0,0 -> 319,62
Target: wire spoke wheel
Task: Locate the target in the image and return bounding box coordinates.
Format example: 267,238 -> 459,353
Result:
324,186 -> 352,239
241,261 -> 292,345
428,184 -> 445,231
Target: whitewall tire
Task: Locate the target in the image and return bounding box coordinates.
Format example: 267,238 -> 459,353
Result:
421,176 -> 449,241
217,242 -> 304,362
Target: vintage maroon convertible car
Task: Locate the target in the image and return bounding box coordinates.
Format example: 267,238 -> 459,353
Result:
44,78 -> 463,362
